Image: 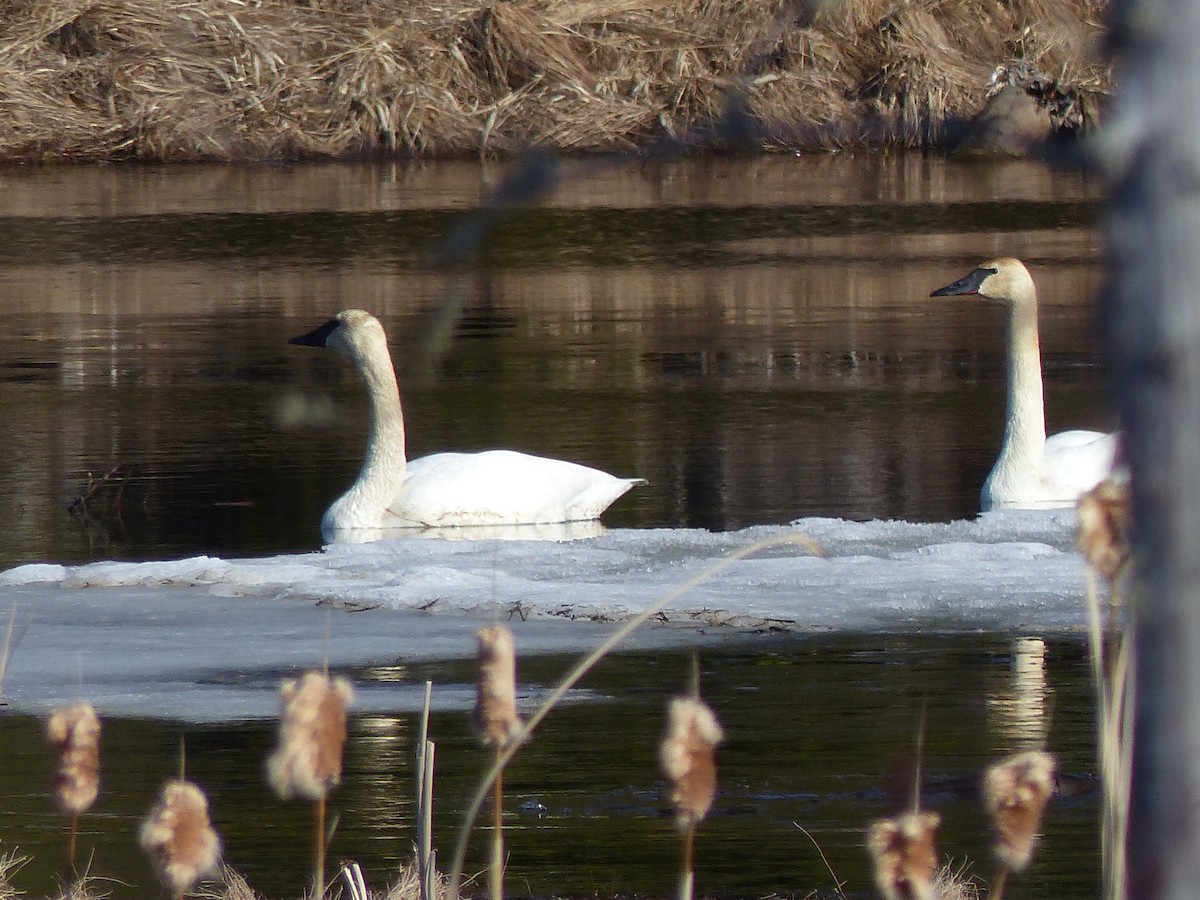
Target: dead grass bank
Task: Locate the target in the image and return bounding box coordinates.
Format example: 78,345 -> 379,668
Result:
0,0 -> 1111,162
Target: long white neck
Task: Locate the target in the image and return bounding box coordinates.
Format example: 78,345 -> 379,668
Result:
358,344 -> 408,484
326,338 -> 409,530
999,290 -> 1047,467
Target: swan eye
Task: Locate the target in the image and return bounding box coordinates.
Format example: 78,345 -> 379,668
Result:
983,267 -> 998,275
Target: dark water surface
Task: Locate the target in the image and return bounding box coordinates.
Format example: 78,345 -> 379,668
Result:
0,636 -> 1095,900
0,156 -> 1106,898
0,155 -> 1107,567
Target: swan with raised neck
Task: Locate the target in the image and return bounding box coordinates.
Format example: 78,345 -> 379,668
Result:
290,309 -> 644,536
930,258 -> 1120,511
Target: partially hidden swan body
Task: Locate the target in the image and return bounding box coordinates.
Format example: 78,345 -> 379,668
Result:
930,258 -> 1121,511
290,309 -> 644,536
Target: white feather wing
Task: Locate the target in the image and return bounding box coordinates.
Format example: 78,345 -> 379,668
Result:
387,449 -> 643,527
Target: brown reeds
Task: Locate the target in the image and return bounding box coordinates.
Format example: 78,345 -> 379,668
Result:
472,626 -> 521,749
205,866 -> 263,900
0,847 -> 31,899
0,0 -> 1112,162
46,701 -> 101,870
472,626 -> 520,900
660,694 -> 724,900
660,695 -> 723,830
866,810 -> 941,900
447,533 -> 822,900
266,670 -> 354,899
982,749 -> 1056,900
139,779 -> 222,900
1078,476 -> 1133,900
1078,478 -> 1132,586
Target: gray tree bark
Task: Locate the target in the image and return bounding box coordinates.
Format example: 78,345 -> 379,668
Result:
1104,1 -> 1200,897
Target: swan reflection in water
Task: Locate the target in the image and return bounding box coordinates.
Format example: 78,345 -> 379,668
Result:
986,635 -> 1050,748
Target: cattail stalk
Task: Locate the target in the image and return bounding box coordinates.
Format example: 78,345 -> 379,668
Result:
266,671 -> 354,899
472,626 -> 521,900
46,702 -> 101,870
446,534 -> 821,900
983,750 -> 1057,900
1078,477 -> 1132,651
659,695 -> 723,900
139,779 -> 221,900
1078,478 -> 1132,587
416,680 -> 436,900
867,704 -> 940,900
1078,477 -> 1134,900
866,810 -> 941,900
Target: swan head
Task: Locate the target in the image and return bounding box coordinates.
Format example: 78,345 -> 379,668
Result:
930,258 -> 1035,306
289,309 -> 389,362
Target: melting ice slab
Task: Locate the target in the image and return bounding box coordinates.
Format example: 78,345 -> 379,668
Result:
0,511 -> 1095,722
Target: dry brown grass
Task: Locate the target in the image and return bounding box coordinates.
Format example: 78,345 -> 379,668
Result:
0,0 -> 1111,162
0,849 -> 29,900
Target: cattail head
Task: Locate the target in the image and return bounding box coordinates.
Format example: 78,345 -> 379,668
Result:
659,696 -> 724,830
1077,478 -> 1131,582
46,702 -> 101,815
983,750 -> 1057,872
139,779 -> 222,896
472,626 -> 521,748
266,671 -> 354,801
866,810 -> 941,900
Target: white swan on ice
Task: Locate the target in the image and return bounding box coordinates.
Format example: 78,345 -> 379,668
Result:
290,309 -> 644,536
930,258 -> 1120,511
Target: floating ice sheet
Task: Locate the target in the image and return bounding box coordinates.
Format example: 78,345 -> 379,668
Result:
0,511 -> 1094,722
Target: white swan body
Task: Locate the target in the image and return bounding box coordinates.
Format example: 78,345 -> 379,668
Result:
930,258 -> 1121,511
290,309 -> 644,535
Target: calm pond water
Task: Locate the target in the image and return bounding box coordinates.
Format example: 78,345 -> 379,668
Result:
0,156 -> 1107,898
0,636 -> 1096,900
0,154 -> 1108,567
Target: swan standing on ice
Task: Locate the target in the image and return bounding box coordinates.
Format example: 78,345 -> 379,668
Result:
930,258 -> 1120,511
290,309 -> 644,536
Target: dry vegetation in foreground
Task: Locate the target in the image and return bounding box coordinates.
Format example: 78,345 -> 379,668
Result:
0,0 -> 1111,162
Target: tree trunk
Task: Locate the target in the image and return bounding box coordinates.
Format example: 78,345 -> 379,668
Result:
1105,2 -> 1200,898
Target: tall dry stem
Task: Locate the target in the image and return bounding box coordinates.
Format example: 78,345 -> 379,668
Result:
866,704 -> 939,900
472,626 -> 520,900
1078,477 -> 1134,900
46,701 -> 101,870
660,694 -> 723,900
416,679 -> 437,900
266,670 -> 354,899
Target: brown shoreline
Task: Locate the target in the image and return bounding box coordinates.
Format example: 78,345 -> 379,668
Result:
1,0 -> 1111,163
